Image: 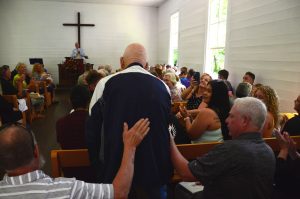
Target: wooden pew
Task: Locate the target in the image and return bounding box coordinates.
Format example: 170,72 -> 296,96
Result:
171,101 -> 187,114
51,149 -> 90,178
176,136 -> 300,160
280,112 -> 298,120
50,136 -> 300,181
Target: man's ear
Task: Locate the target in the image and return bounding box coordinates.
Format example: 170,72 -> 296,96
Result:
120,57 -> 126,69
242,115 -> 250,128
33,144 -> 39,159
144,62 -> 149,70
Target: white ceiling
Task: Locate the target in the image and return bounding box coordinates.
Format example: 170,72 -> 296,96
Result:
37,0 -> 167,7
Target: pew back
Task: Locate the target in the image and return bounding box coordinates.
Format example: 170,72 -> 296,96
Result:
51,136 -> 300,180
51,149 -> 89,178
177,136 -> 300,161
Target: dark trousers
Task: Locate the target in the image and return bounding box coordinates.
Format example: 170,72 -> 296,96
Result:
128,185 -> 167,199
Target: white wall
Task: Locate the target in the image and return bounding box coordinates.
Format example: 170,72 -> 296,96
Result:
0,0 -> 158,84
158,0 -> 208,71
226,0 -> 300,112
1,0 -> 299,112
158,0 -> 300,112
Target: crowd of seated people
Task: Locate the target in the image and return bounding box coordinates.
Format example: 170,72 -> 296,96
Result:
171,97 -> 277,199
1,62 -> 61,121
1,64 -> 45,120
1,57 -> 300,199
14,63 -> 46,118
145,65 -> 295,143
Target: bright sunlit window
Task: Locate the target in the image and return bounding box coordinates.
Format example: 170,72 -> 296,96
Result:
205,0 -> 228,77
169,12 -> 179,66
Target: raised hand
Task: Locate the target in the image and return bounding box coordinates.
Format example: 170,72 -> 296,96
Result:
287,137 -> 300,160
123,118 -> 150,149
179,106 -> 189,119
190,80 -> 199,88
275,130 -> 300,160
274,130 -> 290,150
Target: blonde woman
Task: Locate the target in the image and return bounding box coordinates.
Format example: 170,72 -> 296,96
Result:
181,72 -> 212,110
13,63 -> 45,118
163,72 -> 182,102
32,63 -> 56,103
254,85 -> 279,137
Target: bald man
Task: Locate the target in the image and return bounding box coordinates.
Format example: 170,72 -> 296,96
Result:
87,43 -> 173,198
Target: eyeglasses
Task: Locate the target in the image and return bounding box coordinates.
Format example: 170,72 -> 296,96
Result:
0,122 -> 35,153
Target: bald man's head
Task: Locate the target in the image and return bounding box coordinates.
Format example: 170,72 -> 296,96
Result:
120,43 -> 148,69
0,125 -> 36,171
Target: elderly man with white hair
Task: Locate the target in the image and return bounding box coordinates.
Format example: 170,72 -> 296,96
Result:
170,97 -> 276,199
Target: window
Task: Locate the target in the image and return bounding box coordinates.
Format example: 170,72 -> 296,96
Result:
169,12 -> 179,66
205,0 -> 228,77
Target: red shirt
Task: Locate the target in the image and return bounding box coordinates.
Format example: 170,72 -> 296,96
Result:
56,110 -> 88,149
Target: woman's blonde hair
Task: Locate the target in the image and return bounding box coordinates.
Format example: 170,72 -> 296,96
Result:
164,72 -> 177,86
15,62 -> 26,71
256,85 -> 279,128
201,73 -> 212,81
32,63 -> 44,74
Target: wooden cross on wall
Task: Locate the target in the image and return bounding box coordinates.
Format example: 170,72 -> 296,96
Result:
63,12 -> 95,47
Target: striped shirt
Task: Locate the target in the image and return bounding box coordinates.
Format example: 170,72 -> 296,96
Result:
0,170 -> 113,199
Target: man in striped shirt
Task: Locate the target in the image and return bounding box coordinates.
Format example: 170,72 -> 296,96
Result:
0,118 -> 149,199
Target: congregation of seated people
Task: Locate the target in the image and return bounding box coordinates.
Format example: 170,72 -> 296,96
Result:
1,47 -> 300,199
0,62 -> 60,123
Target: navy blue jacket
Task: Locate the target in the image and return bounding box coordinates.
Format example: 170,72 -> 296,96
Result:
86,65 -> 173,187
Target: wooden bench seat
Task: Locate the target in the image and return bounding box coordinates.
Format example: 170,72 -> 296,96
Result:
51,136 -> 300,182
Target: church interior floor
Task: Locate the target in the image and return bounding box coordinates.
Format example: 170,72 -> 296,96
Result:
31,87 -> 72,176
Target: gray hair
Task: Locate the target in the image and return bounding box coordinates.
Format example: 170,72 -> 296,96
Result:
236,82 -> 252,98
234,97 -> 267,130
164,72 -> 177,85
104,65 -> 112,74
